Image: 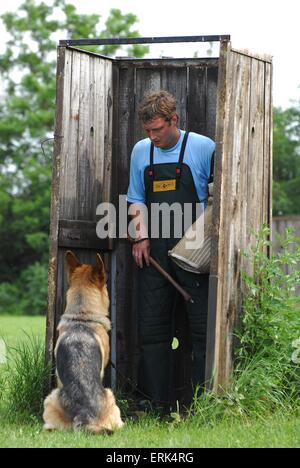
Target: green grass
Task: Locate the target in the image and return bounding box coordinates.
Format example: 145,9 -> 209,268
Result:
0,315 -> 46,378
0,315 -> 48,421
0,412 -> 299,448
0,315 -> 300,448
0,315 -> 45,349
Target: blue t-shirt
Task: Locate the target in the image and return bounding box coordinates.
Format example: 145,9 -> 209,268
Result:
127,129 -> 215,204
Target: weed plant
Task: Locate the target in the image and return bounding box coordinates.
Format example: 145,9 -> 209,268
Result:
190,225 -> 300,423
1,333 -> 51,422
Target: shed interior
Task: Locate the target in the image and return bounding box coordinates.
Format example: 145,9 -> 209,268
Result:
111,55 -> 219,404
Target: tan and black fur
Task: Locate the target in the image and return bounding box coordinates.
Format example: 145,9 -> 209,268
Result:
43,251 -> 124,433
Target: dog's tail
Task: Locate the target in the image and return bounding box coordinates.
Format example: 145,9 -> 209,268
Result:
72,410 -> 93,431
60,386 -> 105,430
59,387 -> 123,433
86,388 -> 124,434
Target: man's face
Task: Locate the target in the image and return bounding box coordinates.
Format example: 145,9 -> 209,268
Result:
143,115 -> 178,149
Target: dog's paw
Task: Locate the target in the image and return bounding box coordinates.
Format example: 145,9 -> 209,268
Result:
43,423 -> 57,431
115,419 -> 125,430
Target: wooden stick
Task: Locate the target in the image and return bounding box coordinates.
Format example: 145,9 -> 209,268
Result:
149,255 -> 194,304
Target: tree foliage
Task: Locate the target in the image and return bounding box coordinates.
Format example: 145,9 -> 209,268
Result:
273,104 -> 300,215
0,0 -> 147,313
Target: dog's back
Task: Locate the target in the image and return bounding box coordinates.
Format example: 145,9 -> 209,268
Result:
56,322 -> 105,428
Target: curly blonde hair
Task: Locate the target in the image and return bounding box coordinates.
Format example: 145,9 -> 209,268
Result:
138,91 -> 177,123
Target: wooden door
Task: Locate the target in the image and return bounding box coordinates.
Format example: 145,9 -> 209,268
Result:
46,47 -> 114,378
206,42 -> 273,390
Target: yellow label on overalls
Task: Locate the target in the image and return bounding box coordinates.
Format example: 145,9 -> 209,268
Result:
153,179 -> 177,192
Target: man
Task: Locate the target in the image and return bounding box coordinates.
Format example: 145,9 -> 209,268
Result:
127,91 -> 215,410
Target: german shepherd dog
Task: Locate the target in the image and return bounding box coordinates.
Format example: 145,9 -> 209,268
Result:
43,251 -> 124,433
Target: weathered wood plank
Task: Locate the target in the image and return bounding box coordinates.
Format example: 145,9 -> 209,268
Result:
265,62 -> 273,252
214,47 -> 237,387
237,55 -> 252,283
247,59 -> 265,241
93,57 -> 105,212
134,67 -> 162,142
60,49 -> 80,219
210,45 -> 272,391
161,67 -> 188,130
187,66 -> 206,134
206,40 -> 230,385
118,58 -> 219,69
54,248 -> 67,330
57,50 -> 114,223
103,60 -> 114,204
230,47 -> 273,64
77,52 -> 93,220
46,46 -> 67,375
220,51 -> 252,385
58,219 -> 113,250
206,66 -> 218,139
117,66 -> 136,192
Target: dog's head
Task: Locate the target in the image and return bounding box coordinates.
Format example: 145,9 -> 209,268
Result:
65,251 -> 109,311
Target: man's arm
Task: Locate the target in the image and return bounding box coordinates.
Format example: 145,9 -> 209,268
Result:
127,143 -> 150,268
128,202 -> 150,268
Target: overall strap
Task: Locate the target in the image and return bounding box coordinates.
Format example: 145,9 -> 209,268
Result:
148,142 -> 155,180
176,131 -> 189,188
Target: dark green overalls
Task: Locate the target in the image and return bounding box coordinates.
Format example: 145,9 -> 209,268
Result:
137,132 -> 209,405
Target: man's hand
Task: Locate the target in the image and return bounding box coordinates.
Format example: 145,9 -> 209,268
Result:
132,239 -> 150,268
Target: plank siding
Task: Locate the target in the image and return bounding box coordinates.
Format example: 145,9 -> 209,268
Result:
208,44 -> 273,390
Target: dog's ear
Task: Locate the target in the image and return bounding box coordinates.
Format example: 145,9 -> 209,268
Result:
65,251 -> 81,275
92,253 -> 106,285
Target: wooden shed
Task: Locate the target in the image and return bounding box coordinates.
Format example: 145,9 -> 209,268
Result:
46,36 -> 273,399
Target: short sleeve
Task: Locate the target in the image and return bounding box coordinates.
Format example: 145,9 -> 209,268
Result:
127,144 -> 146,204
202,137 -> 215,179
